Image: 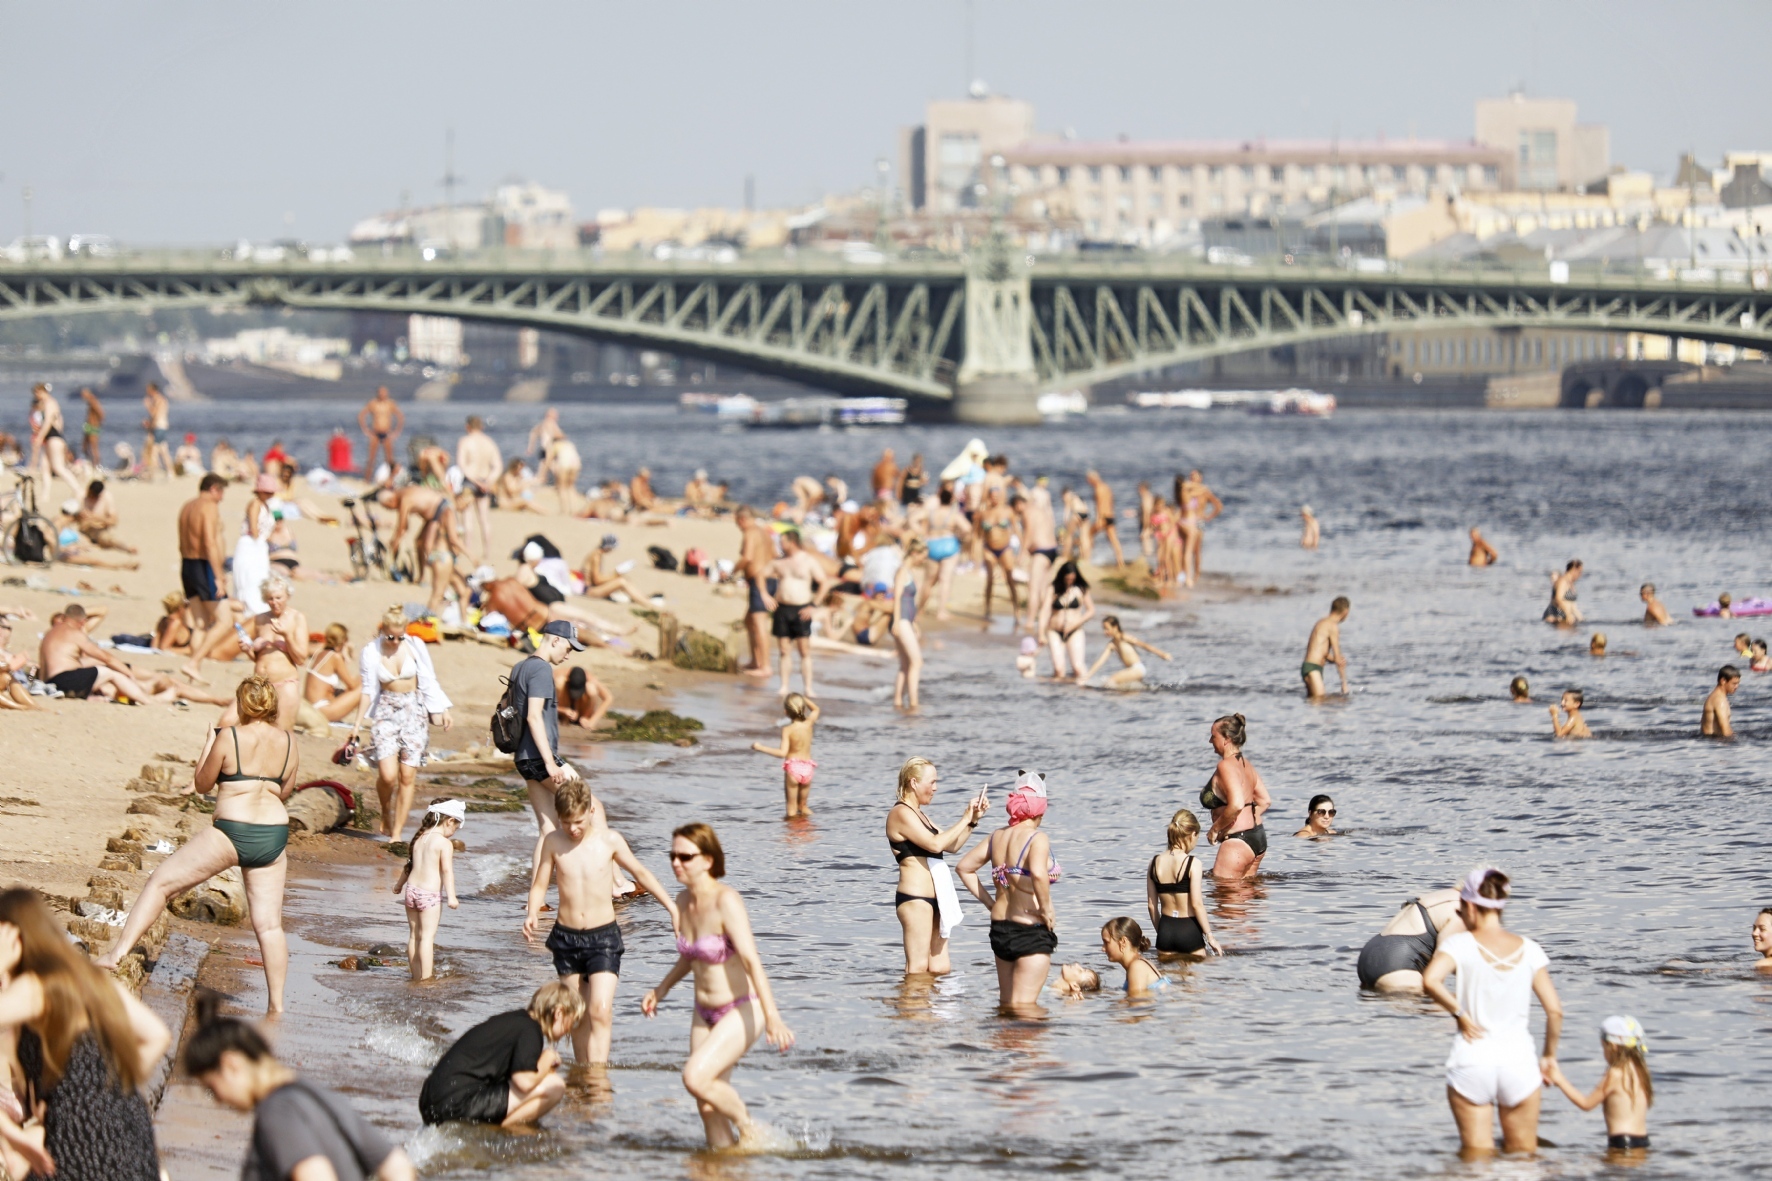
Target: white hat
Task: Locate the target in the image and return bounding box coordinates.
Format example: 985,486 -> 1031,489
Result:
1012,769 -> 1047,798
521,541 -> 543,562
1601,1015 -> 1646,1050
428,800 -> 467,824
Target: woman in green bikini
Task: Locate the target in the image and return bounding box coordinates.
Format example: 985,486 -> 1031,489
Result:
94,675 -> 298,1012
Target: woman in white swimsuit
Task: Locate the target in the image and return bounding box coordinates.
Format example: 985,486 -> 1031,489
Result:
1422,867 -> 1564,1156
302,623 -> 362,722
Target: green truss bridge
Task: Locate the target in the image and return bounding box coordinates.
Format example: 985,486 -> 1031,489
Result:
3,249 -> 1768,422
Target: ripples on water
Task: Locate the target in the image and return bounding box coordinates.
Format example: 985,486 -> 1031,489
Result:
156,406 -> 1772,1177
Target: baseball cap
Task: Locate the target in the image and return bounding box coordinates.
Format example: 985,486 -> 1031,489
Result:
540,620 -> 585,650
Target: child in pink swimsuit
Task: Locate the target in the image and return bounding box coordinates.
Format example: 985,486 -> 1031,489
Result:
749,693 -> 820,819
393,800 -> 463,980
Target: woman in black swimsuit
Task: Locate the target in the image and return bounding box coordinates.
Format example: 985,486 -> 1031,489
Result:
1146,809 -> 1222,957
1356,888 -> 1464,991
886,757 -> 988,976
1201,713 -> 1271,881
1038,561 -> 1094,683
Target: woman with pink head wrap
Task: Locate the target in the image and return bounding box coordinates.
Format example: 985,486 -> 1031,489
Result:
957,771 -> 1064,1012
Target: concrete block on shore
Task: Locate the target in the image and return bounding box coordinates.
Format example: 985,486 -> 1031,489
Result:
171,868 -> 247,925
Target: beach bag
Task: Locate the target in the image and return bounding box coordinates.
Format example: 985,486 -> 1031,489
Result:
648,545 -> 679,572
683,547 -> 709,575
13,520 -> 47,564
490,675 -> 523,753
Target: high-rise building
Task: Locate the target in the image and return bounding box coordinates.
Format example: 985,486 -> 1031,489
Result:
1473,94 -> 1609,192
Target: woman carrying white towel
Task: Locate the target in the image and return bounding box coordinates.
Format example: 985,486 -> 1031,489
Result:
885,756 -> 989,976
353,607 -> 454,840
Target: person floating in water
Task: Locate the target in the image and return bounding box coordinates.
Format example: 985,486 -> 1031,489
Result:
1299,505 -> 1319,550
1701,665 -> 1740,737
1543,560 -> 1583,626
1468,527 -> 1497,567
1717,592 -> 1735,620
1301,596 -> 1350,698
1589,633 -> 1607,657
1550,689 -> 1591,739
750,693 -> 819,818
1510,676 -> 1531,703
1294,794 -> 1337,839
1640,583 -> 1672,626
1543,1016 -> 1653,1154
1084,615 -> 1172,688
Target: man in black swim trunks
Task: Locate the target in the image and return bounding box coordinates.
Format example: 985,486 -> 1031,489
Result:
177,474 -> 229,662
735,506 -> 776,679
760,528 -> 828,698
38,605 -> 169,703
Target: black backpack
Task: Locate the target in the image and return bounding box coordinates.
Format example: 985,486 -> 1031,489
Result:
490,674 -> 523,753
648,545 -> 679,572
13,520 -> 47,564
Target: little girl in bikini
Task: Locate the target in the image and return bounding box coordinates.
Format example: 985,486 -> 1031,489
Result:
393,799 -> 463,980
750,693 -> 820,818
1545,1015 -> 1654,1153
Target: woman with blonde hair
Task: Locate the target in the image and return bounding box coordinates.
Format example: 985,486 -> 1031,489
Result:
0,888 -> 171,1181
97,675 -> 299,1011
300,622 -> 362,723
353,607 -> 452,840
1146,808 -> 1222,957
642,823 -> 794,1149
885,757 -> 989,976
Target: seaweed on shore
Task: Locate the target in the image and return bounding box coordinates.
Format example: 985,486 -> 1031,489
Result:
1100,572 -> 1161,600
603,709 -> 704,745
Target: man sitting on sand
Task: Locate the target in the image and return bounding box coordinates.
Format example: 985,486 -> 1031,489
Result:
1702,665 -> 1740,738
71,480 -> 135,553
684,470 -> 718,514
1302,597 -> 1351,699
577,536 -> 641,602
629,467 -> 657,512
1549,689 -> 1591,738
1467,527 -> 1497,567
555,665 -> 612,730
1640,583 -> 1672,626
39,604 -> 224,705
523,779 -> 678,1066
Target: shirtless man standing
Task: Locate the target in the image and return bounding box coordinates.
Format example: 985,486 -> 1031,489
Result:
382,485 -> 468,617
455,416 -> 502,561
359,387 -> 404,478
1019,479 -> 1059,629
1299,505 -> 1320,551
177,474 -> 229,671
79,388 -> 105,466
761,529 -> 829,697
735,506 -> 776,678
141,383 -> 173,482
1640,583 -> 1673,626
1083,471 -> 1125,568
1467,527 -> 1498,567
1702,665 -> 1740,738
872,449 -> 900,503
1301,596 -> 1350,699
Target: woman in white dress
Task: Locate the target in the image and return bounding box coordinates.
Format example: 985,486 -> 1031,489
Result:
1422,867 -> 1564,1157
353,607 -> 453,840
231,473 -> 278,615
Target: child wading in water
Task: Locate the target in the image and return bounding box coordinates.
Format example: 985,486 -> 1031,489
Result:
1099,917 -> 1168,996
750,693 -> 819,817
393,799 -> 464,980
1545,1015 -> 1653,1152
1084,615 -> 1172,688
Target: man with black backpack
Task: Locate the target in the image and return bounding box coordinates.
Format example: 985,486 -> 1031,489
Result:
498,620 -> 585,871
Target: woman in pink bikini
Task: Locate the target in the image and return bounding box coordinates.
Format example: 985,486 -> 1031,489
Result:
641,823 -> 793,1149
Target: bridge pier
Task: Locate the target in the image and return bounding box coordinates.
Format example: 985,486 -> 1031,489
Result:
952,375 -> 1042,425
952,239 -> 1043,425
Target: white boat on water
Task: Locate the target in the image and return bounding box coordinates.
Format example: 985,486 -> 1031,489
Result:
1038,389 -> 1089,418
679,392 -> 906,427
1253,389 -> 1336,417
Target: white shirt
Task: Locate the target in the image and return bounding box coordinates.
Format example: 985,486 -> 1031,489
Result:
358,635 -> 452,716
1439,931 -> 1548,1044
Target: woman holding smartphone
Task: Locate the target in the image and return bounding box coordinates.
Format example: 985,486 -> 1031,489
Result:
886,757 -> 989,976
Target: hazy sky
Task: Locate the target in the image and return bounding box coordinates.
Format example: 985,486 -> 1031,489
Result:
3,0 -> 1766,244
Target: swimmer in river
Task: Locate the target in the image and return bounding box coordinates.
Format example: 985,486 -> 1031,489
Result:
749,693 -> 819,818
1543,1016 -> 1653,1154
1752,640 -> 1772,673
1550,689 -> 1591,739
1733,633 -> 1752,662
1356,888 -> 1467,992
1294,794 -> 1336,839
1543,560 -> 1584,626
1053,963 -> 1101,998
1301,595 -> 1350,698
1752,907 -> 1772,970
886,757 -> 990,977
956,771 -> 1061,1013
1201,714 -> 1270,881
1717,592 -> 1734,620
1701,665 -> 1740,738
1467,526 -> 1498,567
1146,808 -> 1221,957
1421,868 -> 1565,1158
1589,633 -> 1607,657
1510,676 -> 1531,703
1099,918 -> 1166,996
1640,583 -> 1672,626
1299,505 -> 1319,550
640,823 -> 795,1151
1083,615 -> 1172,688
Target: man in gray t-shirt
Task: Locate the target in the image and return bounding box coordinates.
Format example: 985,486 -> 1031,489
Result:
509,619 -> 584,869
248,1078 -> 406,1181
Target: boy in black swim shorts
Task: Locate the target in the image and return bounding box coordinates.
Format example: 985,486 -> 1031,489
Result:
522,780 -> 679,1066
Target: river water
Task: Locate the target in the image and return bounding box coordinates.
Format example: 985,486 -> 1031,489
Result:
136,403 -> 1771,1179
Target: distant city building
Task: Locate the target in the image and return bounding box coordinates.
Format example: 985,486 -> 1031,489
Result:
350,182 -> 576,251
407,314 -> 463,367
1719,162 -> 1772,210
900,88 -> 1036,214
1474,94 -> 1609,192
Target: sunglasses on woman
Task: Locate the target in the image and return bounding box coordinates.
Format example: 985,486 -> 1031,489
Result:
1313,807 -> 1336,817
668,851 -> 703,863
